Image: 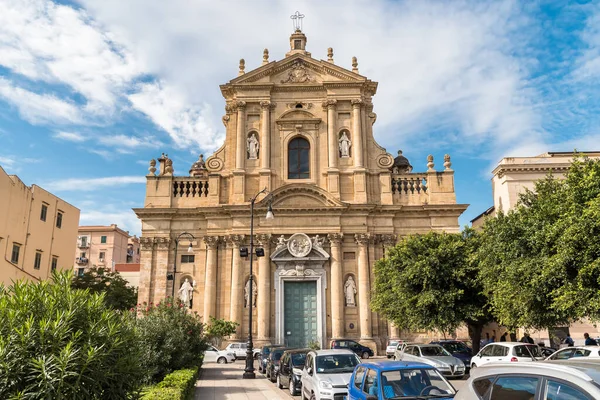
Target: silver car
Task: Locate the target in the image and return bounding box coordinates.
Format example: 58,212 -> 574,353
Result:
398,344 -> 465,378
456,359 -> 600,399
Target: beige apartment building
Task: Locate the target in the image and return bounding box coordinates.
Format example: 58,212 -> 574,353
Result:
471,151 -> 600,345
74,225 -> 140,276
0,165 -> 80,284
134,28 -> 467,352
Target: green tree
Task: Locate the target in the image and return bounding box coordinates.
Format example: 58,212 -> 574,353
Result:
71,267 -> 137,311
0,272 -> 143,399
371,229 -> 491,353
204,317 -> 239,348
478,155 -> 600,330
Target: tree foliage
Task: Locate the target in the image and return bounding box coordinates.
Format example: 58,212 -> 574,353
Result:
372,229 -> 491,353
478,156 -> 600,329
204,317 -> 239,348
71,267 -> 137,311
0,272 -> 143,399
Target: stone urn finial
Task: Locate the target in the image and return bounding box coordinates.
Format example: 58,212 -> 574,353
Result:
352,56 -> 358,73
239,58 -> 245,76
262,49 -> 269,65
165,158 -> 173,175
327,47 -> 334,63
427,155 -> 435,171
148,159 -> 156,176
444,154 -> 452,170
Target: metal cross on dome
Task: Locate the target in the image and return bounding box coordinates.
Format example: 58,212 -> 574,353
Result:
290,11 -> 305,31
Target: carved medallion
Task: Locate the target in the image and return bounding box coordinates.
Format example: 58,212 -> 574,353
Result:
287,233 -> 312,257
281,60 -> 314,84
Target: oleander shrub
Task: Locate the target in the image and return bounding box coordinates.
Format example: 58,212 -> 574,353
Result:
0,272 -> 143,399
141,368 -> 198,400
135,299 -> 208,384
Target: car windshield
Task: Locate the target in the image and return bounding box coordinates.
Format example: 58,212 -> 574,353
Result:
271,350 -> 285,361
315,354 -> 360,374
389,341 -> 399,347
514,345 -> 542,358
291,353 -> 307,367
381,368 -> 456,399
440,342 -> 469,353
420,346 -> 451,357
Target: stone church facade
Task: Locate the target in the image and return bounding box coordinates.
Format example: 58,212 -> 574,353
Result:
134,29 -> 467,352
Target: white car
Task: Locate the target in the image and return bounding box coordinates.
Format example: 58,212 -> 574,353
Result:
546,346 -> 600,360
455,359 -> 600,399
386,339 -> 402,358
300,349 -> 361,400
393,342 -> 416,361
470,342 -> 544,368
224,342 -> 260,359
204,345 -> 235,364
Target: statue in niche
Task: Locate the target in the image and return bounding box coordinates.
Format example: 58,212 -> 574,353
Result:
178,278 -> 194,308
244,277 -> 258,308
344,276 -> 357,307
247,133 -> 259,159
339,132 -> 352,158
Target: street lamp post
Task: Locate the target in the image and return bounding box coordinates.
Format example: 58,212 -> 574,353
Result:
243,187 -> 274,379
171,232 -> 195,298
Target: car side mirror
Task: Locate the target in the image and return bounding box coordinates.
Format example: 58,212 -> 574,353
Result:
307,367 -> 313,375
367,396 -> 378,400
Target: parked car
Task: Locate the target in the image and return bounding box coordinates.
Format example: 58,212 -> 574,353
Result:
455,359 -> 600,399
276,348 -> 310,395
203,345 -> 235,364
393,342 -> 417,361
545,346 -> 600,361
470,342 -> 544,369
539,346 -> 557,358
259,344 -> 284,373
431,340 -> 473,371
300,349 -> 361,400
266,347 -> 289,381
224,342 -> 260,359
330,339 -> 374,359
348,360 -> 456,400
398,344 -> 465,379
386,339 -> 402,359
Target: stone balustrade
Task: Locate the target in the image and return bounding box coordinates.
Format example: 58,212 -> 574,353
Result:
391,173 -> 429,204
172,178 -> 209,198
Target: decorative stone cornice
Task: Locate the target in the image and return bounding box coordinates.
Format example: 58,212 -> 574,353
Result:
140,236 -> 155,250
226,234 -> 246,248
156,237 -> 171,250
354,233 -> 371,245
204,236 -> 220,249
327,233 -> 344,245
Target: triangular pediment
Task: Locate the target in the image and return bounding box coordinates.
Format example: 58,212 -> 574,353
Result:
228,54 -> 366,85
258,184 -> 347,209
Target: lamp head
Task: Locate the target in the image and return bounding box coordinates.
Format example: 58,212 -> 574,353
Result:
265,203 -> 274,220
187,242 -> 193,253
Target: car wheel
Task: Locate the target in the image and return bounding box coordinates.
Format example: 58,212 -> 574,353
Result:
277,374 -> 283,389
266,369 -> 270,379
362,351 -> 370,359
471,363 -> 477,369
387,355 -> 391,359
217,357 -> 227,364
270,372 -> 276,383
289,379 -> 296,395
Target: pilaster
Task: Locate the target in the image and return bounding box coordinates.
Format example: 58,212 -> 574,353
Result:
138,237 -> 155,304
323,99 -> 340,198
355,233 -> 372,339
153,237 -> 171,305
328,233 -> 344,339
256,234 -> 272,341
226,234 -> 245,339
203,236 -> 220,324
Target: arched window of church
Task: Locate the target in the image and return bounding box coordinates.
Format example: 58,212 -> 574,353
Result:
288,137 -> 310,179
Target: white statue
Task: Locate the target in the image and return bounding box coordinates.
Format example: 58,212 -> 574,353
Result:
244,277 -> 258,308
339,132 -> 352,158
344,276 -> 357,307
247,133 -> 259,159
276,235 -> 288,250
312,235 -> 324,249
178,278 -> 194,308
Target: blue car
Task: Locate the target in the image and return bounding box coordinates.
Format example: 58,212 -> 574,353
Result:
347,361 -> 456,400
430,340 -> 472,371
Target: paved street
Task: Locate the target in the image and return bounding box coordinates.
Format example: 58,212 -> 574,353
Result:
196,359 -> 467,399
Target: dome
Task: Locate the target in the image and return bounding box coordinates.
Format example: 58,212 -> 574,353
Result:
391,150 -> 412,173
189,154 -> 208,177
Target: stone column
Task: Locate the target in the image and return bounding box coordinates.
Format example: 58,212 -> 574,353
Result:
351,99 -> 364,168
138,237 -> 155,304
259,101 -> 271,170
203,236 -> 220,324
257,234 -> 272,341
235,101 -> 247,170
328,233 -> 344,339
355,233 -> 372,339
154,237 -> 171,304
325,99 -> 338,168
227,234 -> 245,339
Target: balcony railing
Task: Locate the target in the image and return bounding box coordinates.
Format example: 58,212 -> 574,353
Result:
172,178 -> 209,197
391,173 -> 428,205
76,257 -> 88,265
78,242 -> 89,248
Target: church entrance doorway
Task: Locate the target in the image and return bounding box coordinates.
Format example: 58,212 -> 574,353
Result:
284,281 -> 317,348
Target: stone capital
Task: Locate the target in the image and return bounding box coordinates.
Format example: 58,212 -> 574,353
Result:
260,100 -> 272,109
156,237 -> 171,250
140,236 -> 155,251
327,233 -> 344,245
226,234 -> 246,248
256,233 -> 272,247
379,234 -> 397,247
203,236 -> 220,249
354,233 -> 371,246
236,100 -> 247,110
225,103 -> 235,113
321,99 -> 337,110
351,98 -> 364,107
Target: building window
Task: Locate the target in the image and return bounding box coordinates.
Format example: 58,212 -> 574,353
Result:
101,236 -> 107,244
40,204 -> 48,221
51,256 -> 58,271
99,251 -> 105,260
11,243 -> 20,264
56,212 -> 63,228
288,137 -> 310,179
78,268 -> 85,276
80,252 -> 86,258
294,39 -> 301,49
34,252 -> 42,270
80,236 -> 87,247
181,255 -> 195,263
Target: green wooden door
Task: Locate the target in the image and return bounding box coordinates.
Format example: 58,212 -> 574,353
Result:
284,281 -> 317,348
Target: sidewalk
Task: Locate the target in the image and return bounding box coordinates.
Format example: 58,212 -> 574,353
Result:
195,361 -> 293,400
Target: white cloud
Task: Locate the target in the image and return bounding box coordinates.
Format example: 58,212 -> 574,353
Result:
44,175 -> 146,191
79,209 -> 141,236
53,131 -> 87,142
97,133 -> 163,149
0,155 -> 16,167
0,77 -> 81,124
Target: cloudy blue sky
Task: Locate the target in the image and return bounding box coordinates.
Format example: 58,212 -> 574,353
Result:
1,0 -> 599,235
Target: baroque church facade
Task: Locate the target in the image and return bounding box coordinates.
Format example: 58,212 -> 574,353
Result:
134,28 -> 467,352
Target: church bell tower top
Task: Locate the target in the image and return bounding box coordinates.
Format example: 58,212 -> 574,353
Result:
286,12 -> 311,58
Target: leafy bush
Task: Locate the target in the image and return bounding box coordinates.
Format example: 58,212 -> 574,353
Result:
307,340 -> 321,350
72,267 -> 138,311
204,316 -> 239,348
0,272 -> 143,399
135,298 -> 208,383
141,367 -> 198,400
